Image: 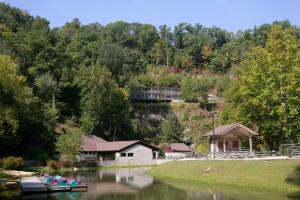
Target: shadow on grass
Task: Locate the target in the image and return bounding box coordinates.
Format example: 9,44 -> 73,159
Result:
286,166 -> 300,199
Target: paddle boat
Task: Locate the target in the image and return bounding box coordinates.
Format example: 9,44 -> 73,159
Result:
40,174 -> 88,192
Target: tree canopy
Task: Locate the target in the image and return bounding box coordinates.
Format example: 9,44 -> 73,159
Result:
222,25 -> 300,150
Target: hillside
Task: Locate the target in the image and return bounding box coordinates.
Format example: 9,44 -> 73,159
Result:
1,2 -> 300,159
131,100 -> 225,145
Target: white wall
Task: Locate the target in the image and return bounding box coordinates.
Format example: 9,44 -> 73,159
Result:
101,144 -> 155,166
165,152 -> 193,159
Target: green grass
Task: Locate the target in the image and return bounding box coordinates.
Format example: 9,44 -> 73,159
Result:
148,160 -> 300,194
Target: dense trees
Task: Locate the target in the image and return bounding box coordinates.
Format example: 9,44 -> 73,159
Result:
0,55 -> 30,145
0,55 -> 55,157
0,2 -> 299,158
75,65 -> 131,140
222,25 -> 300,150
160,113 -> 184,143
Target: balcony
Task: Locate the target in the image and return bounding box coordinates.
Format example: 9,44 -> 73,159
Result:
130,87 -> 181,101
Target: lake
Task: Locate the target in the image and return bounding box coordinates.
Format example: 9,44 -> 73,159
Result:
0,167 -> 295,200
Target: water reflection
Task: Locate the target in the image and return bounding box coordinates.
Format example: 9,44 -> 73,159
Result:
0,167 -> 293,200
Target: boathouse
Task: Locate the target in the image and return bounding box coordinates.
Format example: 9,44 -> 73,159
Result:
79,135 -> 159,166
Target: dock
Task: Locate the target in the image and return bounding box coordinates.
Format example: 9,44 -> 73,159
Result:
21,176 -> 47,193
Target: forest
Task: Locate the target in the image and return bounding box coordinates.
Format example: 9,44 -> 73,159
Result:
1,2 -> 300,160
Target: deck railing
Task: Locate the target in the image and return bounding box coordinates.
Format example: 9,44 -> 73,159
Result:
130,87 -> 181,101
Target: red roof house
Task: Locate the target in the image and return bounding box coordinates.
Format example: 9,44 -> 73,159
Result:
163,143 -> 193,159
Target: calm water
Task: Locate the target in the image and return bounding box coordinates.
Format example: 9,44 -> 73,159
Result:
0,167 -> 296,200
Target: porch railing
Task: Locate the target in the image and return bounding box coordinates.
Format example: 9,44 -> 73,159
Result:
208,148 -> 254,159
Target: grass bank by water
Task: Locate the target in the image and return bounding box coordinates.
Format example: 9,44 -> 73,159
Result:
25,164 -> 155,174
148,160 -> 300,194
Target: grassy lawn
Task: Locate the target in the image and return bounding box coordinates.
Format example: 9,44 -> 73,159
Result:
148,160 -> 300,194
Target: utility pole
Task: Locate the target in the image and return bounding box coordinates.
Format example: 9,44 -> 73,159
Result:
211,111 -> 217,159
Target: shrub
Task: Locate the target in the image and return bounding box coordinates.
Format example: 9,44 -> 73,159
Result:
2,156 -> 24,170
47,160 -> 58,169
196,144 -> 209,155
37,152 -> 49,166
58,160 -> 70,168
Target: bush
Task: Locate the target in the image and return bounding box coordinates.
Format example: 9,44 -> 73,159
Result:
196,144 -> 209,155
58,160 -> 70,168
37,152 -> 49,166
47,160 -> 58,169
2,156 -> 24,170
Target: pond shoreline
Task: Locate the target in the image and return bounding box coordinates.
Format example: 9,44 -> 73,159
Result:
1,166 -> 299,200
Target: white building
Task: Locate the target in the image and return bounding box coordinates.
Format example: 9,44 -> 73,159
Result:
79,135 -> 159,166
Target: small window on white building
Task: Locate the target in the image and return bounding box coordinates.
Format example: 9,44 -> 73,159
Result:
120,153 -> 126,157
128,153 -> 134,157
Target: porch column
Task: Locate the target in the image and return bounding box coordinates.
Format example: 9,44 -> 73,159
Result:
210,138 -> 215,153
223,136 -> 226,152
155,151 -> 158,159
238,139 -> 241,151
249,134 -> 253,154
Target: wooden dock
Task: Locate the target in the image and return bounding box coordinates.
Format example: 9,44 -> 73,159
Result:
21,176 -> 47,193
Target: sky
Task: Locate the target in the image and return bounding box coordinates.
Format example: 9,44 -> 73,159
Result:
2,0 -> 300,32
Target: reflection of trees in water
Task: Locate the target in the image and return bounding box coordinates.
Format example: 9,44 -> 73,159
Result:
94,181 -> 188,200
95,181 -> 235,200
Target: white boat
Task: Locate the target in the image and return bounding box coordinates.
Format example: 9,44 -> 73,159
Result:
21,176 -> 47,193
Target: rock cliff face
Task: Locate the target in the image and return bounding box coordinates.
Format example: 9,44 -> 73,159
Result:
131,102 -> 224,144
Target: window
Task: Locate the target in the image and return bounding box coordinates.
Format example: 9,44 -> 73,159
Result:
120,153 -> 126,157
128,153 -> 134,157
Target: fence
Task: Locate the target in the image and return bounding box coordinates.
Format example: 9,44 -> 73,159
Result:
282,144 -> 300,157
206,148 -> 253,159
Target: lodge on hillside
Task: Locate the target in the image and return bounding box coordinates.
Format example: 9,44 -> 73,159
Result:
129,87 -> 181,102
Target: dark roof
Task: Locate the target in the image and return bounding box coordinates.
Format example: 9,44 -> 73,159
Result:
81,135 -> 107,151
165,143 -> 192,152
96,141 -> 138,152
205,123 -> 258,137
81,135 -> 159,152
